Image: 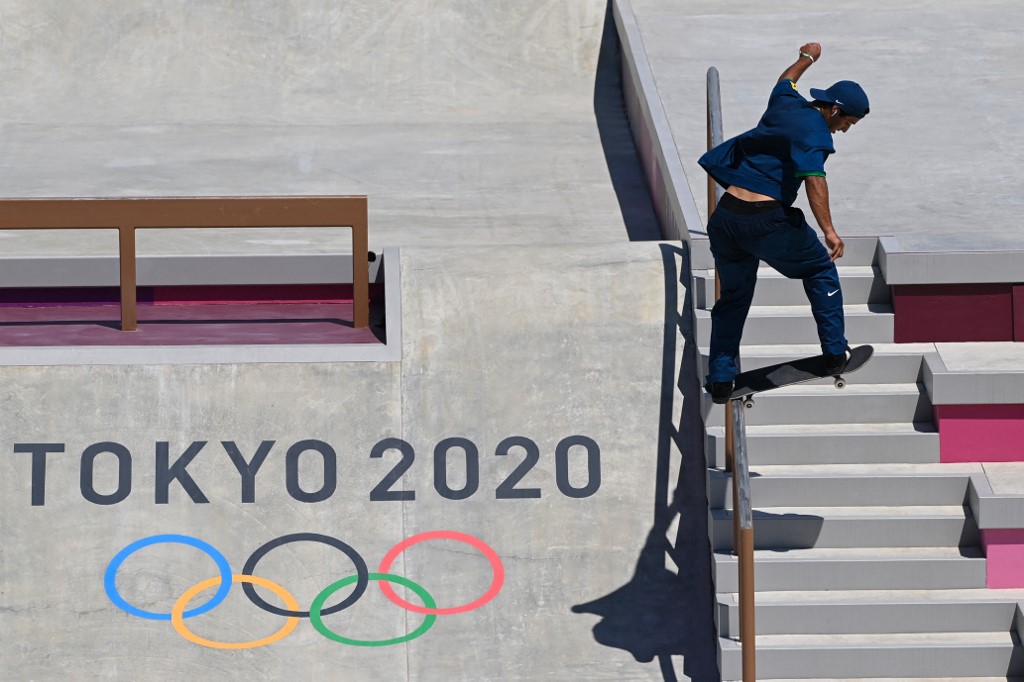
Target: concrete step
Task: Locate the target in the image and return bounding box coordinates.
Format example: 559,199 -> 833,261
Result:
713,546 -> 987,593
688,236 -> 880,271
711,505 -> 977,550
719,631 -> 1024,680
708,466 -> 970,508
745,675 -> 1024,679
695,265 -> 890,309
703,383 -> 932,427
694,304 -> 894,347
699,343 -> 927,385
718,589 -> 1024,638
705,422 -> 940,467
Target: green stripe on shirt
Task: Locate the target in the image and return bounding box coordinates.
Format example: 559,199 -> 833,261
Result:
795,171 -> 826,178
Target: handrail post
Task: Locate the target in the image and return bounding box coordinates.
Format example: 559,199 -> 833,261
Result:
706,67 -> 723,221
351,206 -> 369,329
707,66 -> 739,546
709,63 -> 754,682
118,226 -> 138,332
732,397 -> 756,682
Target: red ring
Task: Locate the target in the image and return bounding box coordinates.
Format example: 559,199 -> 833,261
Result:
377,530 -> 504,615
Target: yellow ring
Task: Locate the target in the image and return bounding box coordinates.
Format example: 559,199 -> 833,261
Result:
171,574 -> 300,649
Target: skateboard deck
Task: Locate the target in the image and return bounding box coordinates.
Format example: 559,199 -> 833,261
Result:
729,344 -> 874,406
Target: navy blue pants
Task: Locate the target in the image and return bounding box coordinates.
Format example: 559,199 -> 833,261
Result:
706,193 -> 847,384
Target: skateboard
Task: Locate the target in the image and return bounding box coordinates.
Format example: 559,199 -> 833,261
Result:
729,344 -> 874,408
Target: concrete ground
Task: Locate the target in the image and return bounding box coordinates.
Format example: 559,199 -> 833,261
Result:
0,2 -> 710,681
630,0 -> 1024,252
1,1 -> 1021,680
0,0 -> 656,256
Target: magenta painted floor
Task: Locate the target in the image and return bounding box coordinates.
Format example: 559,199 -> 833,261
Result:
0,303 -> 379,346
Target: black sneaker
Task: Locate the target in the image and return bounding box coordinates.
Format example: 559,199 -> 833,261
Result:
824,349 -> 851,375
707,381 -> 734,405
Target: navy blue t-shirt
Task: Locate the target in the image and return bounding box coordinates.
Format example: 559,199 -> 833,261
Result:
699,79 -> 834,206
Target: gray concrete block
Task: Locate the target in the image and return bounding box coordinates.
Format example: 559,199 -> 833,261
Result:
694,305 -> 894,347
719,595 -> 1019,638
713,548 -> 988,593
0,254 -> 379,288
708,470 -> 970,509
688,237 -> 880,272
927,346 -> 1024,406
695,266 -> 889,309
699,346 -> 925,386
720,632 -> 1024,680
711,507 -> 977,550
705,423 -> 940,467
703,384 -> 932,427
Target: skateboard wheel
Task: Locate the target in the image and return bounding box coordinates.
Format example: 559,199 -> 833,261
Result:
744,398 -> 755,409
834,377 -> 846,389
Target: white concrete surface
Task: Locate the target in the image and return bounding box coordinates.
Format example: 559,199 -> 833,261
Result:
982,463 -> 1024,496
0,0 -> 634,255
938,343 -> 1024,373
4,0 -> 1024,678
630,0 -> 1024,252
0,241 -> 698,681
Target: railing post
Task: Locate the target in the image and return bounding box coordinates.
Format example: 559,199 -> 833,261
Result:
732,397 -> 756,682
709,62 -> 754,682
707,66 -> 739,547
118,226 -> 137,332
706,67 -> 723,221
351,205 -> 369,329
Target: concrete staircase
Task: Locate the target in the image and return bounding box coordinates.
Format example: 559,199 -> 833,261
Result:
694,238 -> 1024,680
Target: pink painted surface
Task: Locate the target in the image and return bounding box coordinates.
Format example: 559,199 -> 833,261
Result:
892,284 -> 1013,343
149,284 -> 353,305
981,529 -> 1024,588
0,302 -> 378,346
0,284 -> 354,307
935,404 -> 1024,462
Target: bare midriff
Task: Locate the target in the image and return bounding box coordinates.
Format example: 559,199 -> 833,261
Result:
726,186 -> 776,202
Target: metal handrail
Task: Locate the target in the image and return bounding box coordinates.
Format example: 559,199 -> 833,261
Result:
706,67 -> 725,213
731,398 -> 756,681
707,66 -> 756,682
707,66 -> 733,480
0,196 -> 370,332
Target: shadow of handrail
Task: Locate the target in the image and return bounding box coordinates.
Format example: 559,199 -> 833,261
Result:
572,243 -> 719,681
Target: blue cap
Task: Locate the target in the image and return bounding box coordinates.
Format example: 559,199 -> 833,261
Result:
810,80 -> 870,117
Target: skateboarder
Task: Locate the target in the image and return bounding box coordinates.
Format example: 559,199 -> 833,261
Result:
698,42 -> 869,404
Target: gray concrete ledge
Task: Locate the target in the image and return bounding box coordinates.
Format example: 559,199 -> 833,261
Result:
926,345 -> 1024,406
0,247 -> 402,366
879,236 -> 1024,286
692,233 -> 1024,286
687,235 -> 880,271
969,471 -> 1024,530
0,252 -> 380,287
614,0 -> 703,241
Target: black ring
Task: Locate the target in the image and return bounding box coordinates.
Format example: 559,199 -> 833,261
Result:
241,533 -> 369,618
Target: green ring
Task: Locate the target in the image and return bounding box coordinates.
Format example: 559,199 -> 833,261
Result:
310,572 -> 437,647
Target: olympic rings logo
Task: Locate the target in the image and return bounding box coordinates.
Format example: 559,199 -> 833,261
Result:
104,530 -> 504,649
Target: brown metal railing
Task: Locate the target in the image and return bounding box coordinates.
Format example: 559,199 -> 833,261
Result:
731,395 -> 756,680
707,66 -> 756,681
0,196 -> 369,331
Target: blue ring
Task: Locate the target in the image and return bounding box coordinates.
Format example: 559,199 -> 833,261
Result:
104,534 -> 232,621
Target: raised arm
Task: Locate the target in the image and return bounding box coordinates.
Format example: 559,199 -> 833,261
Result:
778,42 -> 822,84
